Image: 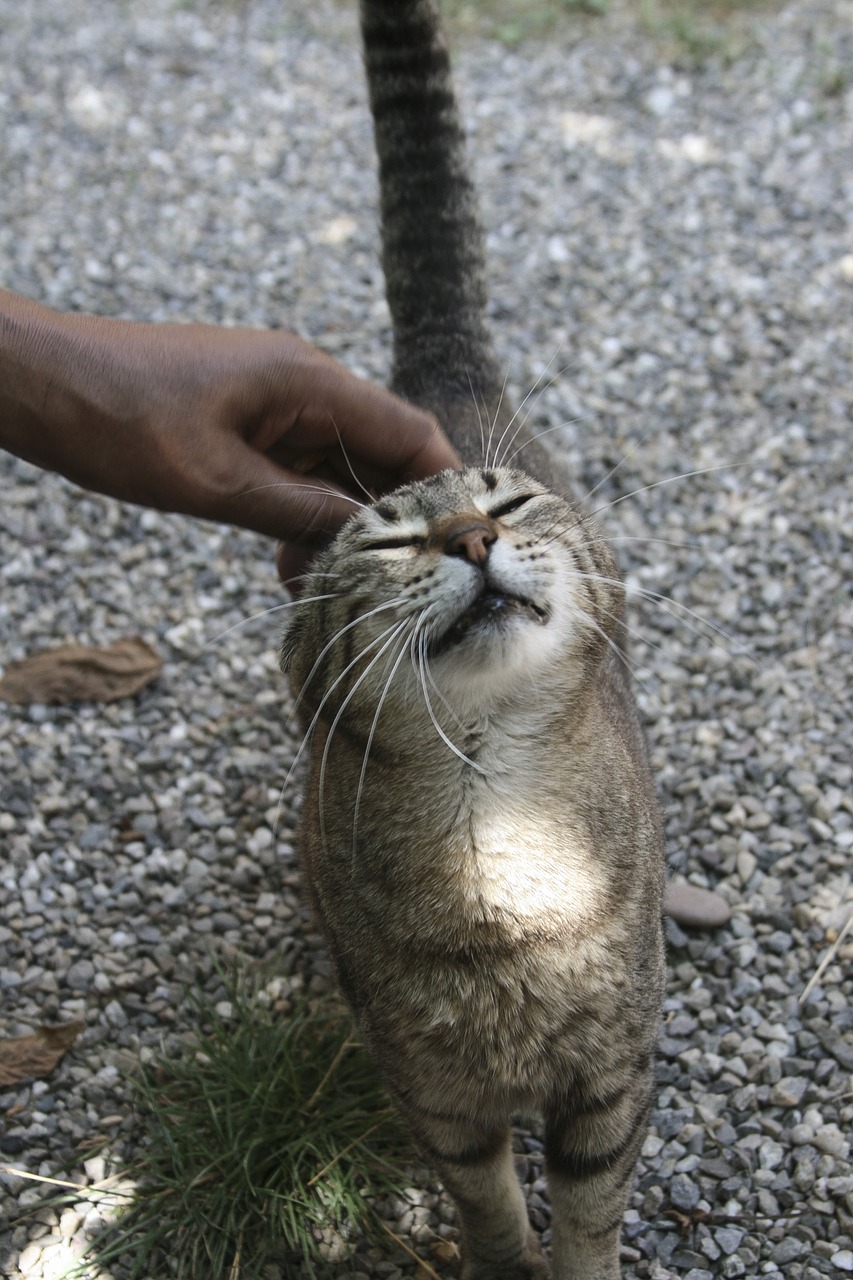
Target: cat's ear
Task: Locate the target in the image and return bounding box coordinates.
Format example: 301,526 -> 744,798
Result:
278,618 -> 301,675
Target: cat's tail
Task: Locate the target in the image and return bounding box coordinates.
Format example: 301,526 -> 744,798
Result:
360,0 -> 498,421
360,0 -> 560,485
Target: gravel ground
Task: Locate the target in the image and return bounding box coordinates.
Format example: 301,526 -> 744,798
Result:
1,0 -> 852,1277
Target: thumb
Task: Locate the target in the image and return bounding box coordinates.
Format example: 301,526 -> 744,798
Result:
275,541 -> 313,588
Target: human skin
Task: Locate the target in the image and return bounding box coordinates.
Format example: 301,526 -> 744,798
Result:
0,289 -> 458,580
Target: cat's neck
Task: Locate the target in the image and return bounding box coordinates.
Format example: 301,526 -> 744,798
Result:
381,681 -> 588,780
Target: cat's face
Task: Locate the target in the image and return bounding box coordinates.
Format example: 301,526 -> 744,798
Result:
281,467 -> 624,720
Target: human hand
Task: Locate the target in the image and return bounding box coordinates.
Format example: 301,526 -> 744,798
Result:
0,291 -> 458,580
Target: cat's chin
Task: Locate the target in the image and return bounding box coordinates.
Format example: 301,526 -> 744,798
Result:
430,588 -> 549,657
428,601 -> 571,711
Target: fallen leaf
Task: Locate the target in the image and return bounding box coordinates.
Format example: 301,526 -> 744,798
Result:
0,637 -> 162,705
0,1021 -> 85,1087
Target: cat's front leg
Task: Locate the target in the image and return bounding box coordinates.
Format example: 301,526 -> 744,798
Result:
544,1066 -> 654,1280
397,1094 -> 551,1280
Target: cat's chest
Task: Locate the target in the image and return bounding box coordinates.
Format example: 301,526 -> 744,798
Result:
358,710 -> 617,928
455,776 -> 607,929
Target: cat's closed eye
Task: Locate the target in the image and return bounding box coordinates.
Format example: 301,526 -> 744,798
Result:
488,494 -> 536,519
359,534 -> 426,552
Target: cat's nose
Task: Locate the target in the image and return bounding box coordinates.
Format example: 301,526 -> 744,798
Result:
444,520 -> 496,566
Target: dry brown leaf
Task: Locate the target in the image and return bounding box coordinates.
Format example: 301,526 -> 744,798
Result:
0,1021 -> 85,1087
0,637 -> 162,705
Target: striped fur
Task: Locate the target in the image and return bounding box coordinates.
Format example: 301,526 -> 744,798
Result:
361,0 -> 563,489
280,4 -> 665,1277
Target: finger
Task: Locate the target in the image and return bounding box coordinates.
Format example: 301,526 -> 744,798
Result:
289,362 -> 460,478
213,453 -> 364,543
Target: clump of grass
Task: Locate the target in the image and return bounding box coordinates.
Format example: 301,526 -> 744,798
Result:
636,0 -> 782,63
440,0 -> 607,45
439,0 -> 784,59
81,970 -> 410,1280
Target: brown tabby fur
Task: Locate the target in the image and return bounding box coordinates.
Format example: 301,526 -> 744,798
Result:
280,3 -> 665,1277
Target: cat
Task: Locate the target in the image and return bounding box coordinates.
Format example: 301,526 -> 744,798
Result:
279,3 -> 665,1278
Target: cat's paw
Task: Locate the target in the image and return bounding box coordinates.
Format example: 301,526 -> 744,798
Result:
462,1230 -> 552,1280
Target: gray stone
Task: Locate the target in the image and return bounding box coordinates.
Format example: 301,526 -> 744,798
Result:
670,1174 -> 700,1213
64,960 -> 95,990
645,84 -> 676,117
770,1075 -> 808,1108
814,1125 -> 850,1158
642,1185 -> 666,1219
771,1237 -> 804,1264
714,1228 -> 745,1256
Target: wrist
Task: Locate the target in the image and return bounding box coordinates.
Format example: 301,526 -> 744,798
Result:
0,291 -> 154,485
0,291 -> 86,465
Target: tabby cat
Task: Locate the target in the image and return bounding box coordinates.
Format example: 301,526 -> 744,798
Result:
280,3 -> 665,1277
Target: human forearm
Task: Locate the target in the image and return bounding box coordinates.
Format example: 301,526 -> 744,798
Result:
0,291 -> 457,557
0,290 -> 177,506
0,289 -> 102,472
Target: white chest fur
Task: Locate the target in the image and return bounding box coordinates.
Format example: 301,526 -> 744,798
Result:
452,725 -> 609,931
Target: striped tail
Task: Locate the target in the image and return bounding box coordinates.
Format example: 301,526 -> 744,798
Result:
360,0 -> 500,418
360,0 -> 563,488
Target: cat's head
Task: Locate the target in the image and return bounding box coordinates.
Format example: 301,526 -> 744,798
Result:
280,467 -> 624,722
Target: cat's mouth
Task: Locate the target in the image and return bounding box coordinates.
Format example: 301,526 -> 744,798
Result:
432,588 -> 549,654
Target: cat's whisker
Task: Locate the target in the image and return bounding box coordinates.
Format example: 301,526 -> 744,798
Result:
531,499 -> 697,558
503,415 -> 580,468
327,413 -> 380,503
351,616 -> 420,863
499,414 -> 584,471
274,614 -> 408,837
289,596 -> 409,722
606,535 -> 701,552
317,617 -> 413,853
466,366 -> 488,467
201,594 -> 342,651
567,597 -> 647,694
527,513 -> 749,665
274,607 -> 405,834
530,512 -> 599,552
589,462 -> 747,516
492,350 -> 575,470
484,357 -> 512,471
489,346 -> 563,469
587,599 -> 675,689
234,480 -> 369,509
581,431 -> 654,504
629,585 -> 754,664
568,565 -> 753,665
416,624 -> 486,774
537,522 -> 701,557
420,645 -> 468,733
